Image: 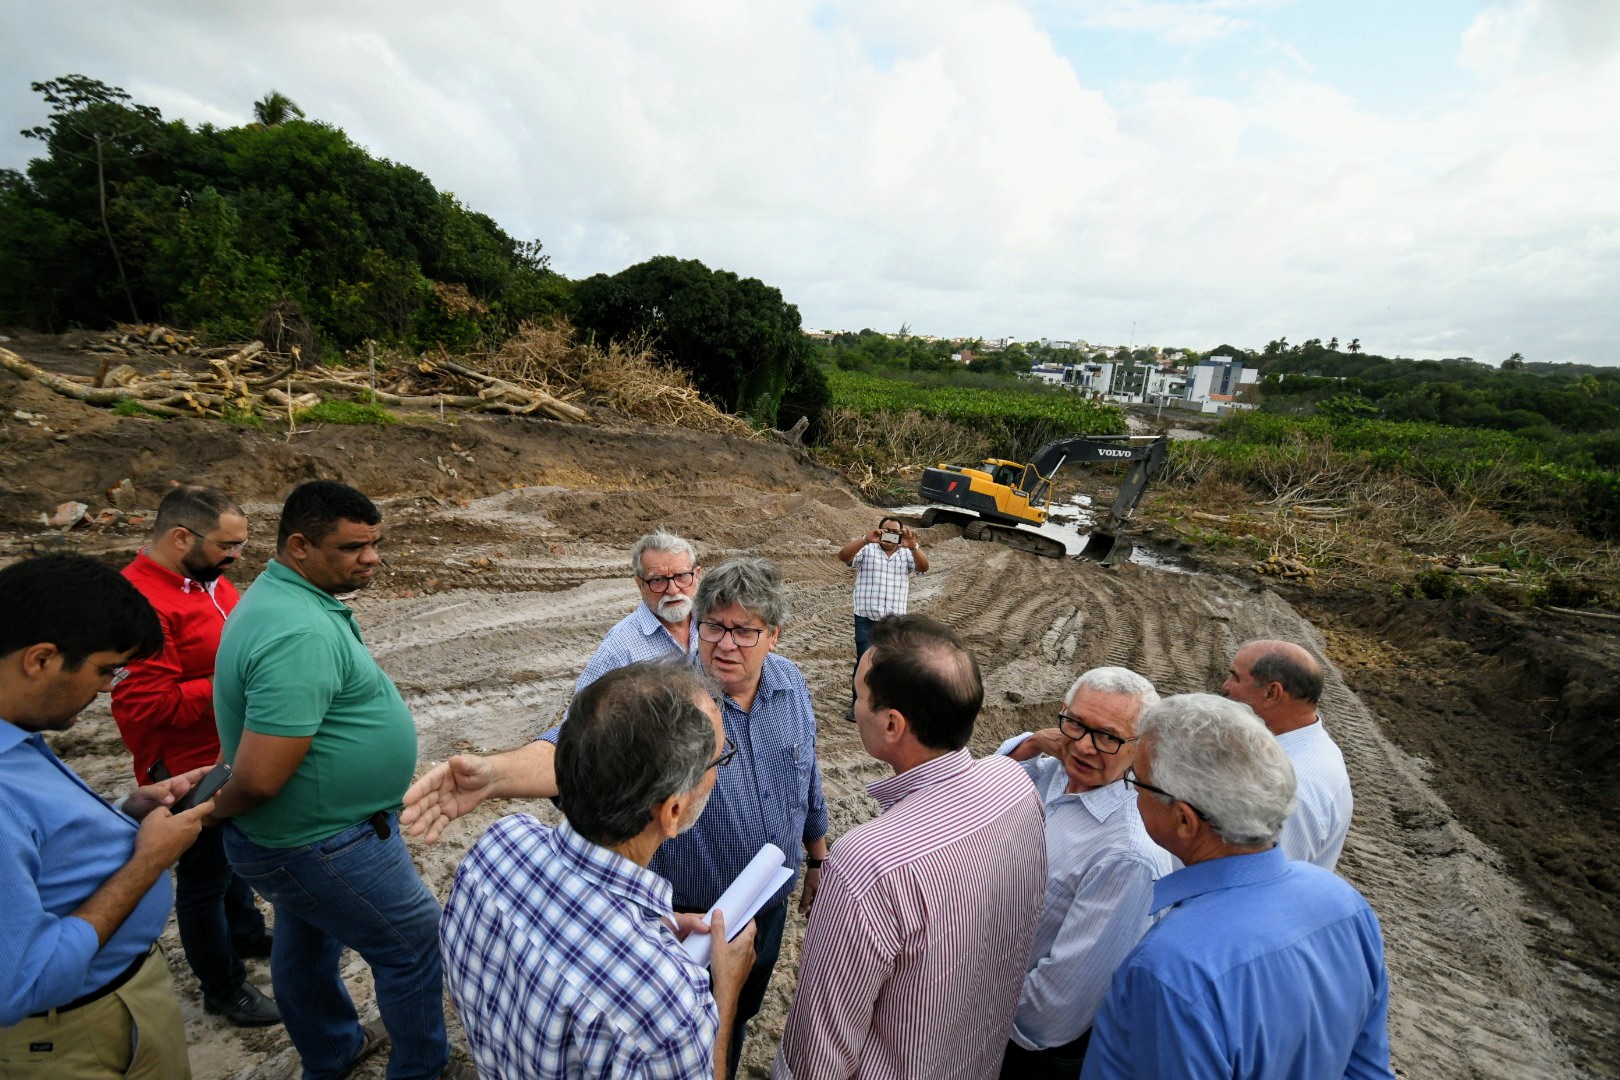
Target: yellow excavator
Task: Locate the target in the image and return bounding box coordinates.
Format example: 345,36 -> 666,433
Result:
914,434 -> 1169,563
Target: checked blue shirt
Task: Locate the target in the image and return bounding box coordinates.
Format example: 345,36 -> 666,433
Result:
441,815 -> 720,1080
542,652 -> 828,914
573,604 -> 699,699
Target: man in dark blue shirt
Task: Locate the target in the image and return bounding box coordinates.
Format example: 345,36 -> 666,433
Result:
1085,692 -> 1394,1080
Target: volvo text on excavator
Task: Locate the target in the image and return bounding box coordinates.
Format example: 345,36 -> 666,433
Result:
914,434 -> 1169,562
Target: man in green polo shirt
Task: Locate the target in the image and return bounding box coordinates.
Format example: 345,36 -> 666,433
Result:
212,480 -> 453,1080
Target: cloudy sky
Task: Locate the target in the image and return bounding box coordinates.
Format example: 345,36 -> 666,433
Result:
3,0 -> 1617,365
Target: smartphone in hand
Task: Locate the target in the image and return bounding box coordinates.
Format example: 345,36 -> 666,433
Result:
172,763 -> 231,813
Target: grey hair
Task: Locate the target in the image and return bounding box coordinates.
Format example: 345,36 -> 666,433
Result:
694,556 -> 789,628
1139,693 -> 1297,848
631,530 -> 697,578
1067,666 -> 1160,720
557,660 -> 716,846
1242,640 -> 1324,705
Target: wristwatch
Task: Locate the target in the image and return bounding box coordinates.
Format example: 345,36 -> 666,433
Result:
805,858 -> 824,869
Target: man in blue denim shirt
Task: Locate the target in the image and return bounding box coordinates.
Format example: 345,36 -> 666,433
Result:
402,557 -> 827,1077
1083,694 -> 1393,1080
212,481 -> 461,1080
1,554 -> 216,1079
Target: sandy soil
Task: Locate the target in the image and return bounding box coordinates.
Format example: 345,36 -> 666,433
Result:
3,347 -> 1617,1079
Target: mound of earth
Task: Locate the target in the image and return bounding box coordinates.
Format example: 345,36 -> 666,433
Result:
3,348 -> 1617,1079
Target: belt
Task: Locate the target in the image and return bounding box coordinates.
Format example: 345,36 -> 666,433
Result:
29,946 -> 152,1018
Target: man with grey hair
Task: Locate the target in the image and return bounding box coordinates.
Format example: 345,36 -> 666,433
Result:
401,528 -> 700,838
1222,638 -> 1352,870
440,660 -> 757,1080
575,529 -> 704,691
996,667 -> 1173,1079
401,558 -> 826,1077
1083,694 -> 1394,1080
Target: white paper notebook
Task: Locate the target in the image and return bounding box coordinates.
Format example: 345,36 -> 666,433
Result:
680,843 -> 794,965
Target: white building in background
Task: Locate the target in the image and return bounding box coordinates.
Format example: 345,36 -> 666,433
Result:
1184,355 -> 1259,413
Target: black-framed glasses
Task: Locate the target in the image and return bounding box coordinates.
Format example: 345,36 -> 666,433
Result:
1123,767 -> 1209,820
180,526 -> 246,554
707,738 -> 738,771
697,621 -> 765,647
639,569 -> 696,593
1057,712 -> 1136,755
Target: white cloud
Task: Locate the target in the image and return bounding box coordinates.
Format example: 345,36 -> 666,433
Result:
0,0 -> 1616,363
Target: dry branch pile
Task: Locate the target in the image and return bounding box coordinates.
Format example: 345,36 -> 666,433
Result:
484,322 -> 756,438
2,320 -> 760,435
1,339 -> 589,422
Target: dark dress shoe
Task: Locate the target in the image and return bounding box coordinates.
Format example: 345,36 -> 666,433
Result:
233,932 -> 274,959
204,982 -> 282,1027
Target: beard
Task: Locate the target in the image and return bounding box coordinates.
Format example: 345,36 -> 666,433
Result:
676,785 -> 713,835
657,594 -> 693,625
181,552 -> 232,583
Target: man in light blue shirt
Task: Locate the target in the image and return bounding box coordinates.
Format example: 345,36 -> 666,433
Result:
570,529 -> 704,696
401,529 -> 702,842
998,666 -> 1173,1079
0,554 -> 217,1078
1084,693 -> 1394,1080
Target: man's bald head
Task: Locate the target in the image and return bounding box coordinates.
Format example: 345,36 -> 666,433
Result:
1223,639 -> 1324,732
862,614 -> 983,751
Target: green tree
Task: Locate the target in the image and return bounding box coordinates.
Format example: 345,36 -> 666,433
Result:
1503,352 -> 1525,371
22,75 -> 164,321
574,255 -> 809,425
252,91 -> 305,127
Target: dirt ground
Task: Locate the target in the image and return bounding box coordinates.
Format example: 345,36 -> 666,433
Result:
3,341 -> 1618,1079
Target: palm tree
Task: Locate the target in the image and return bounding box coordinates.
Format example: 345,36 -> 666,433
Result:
1503,351 -> 1525,371
252,91 -> 305,127
1347,338 -> 1361,355
1328,337 -> 1339,351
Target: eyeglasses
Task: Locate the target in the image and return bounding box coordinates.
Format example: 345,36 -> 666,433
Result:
697,621 -> 765,647
180,526 -> 246,554
706,738 -> 738,771
92,661 -> 130,687
1057,712 -> 1136,755
1123,767 -> 1209,821
639,569 -> 696,593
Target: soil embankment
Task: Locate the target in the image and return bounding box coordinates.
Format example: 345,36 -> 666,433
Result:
3,358 -> 1616,1079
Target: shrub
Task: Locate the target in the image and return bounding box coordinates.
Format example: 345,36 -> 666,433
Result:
295,399 -> 396,425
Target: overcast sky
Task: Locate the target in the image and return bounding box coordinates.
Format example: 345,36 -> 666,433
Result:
3,0 -> 1617,366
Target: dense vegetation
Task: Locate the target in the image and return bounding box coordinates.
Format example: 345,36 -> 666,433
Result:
1,76 -> 571,353
0,76 -> 819,429
573,256 -> 827,427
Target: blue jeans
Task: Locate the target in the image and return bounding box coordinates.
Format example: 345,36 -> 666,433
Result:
174,824 -> 267,999
223,815 -> 448,1080
853,615 -> 878,703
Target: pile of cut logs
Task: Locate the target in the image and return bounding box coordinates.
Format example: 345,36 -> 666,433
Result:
0,340 -> 591,424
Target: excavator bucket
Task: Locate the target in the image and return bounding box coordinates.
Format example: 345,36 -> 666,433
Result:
1079,530 -> 1132,565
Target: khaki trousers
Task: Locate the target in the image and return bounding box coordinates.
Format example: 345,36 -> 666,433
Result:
0,946 -> 190,1079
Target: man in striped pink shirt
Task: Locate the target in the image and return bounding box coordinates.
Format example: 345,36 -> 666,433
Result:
774,615 -> 1046,1080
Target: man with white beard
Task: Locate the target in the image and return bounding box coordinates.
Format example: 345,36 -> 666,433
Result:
571,529 -> 704,696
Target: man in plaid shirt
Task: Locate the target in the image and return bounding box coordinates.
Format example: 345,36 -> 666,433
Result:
440,660 -> 756,1080
837,517 -> 928,711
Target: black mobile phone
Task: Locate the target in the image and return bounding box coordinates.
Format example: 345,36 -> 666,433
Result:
172,763 -> 231,813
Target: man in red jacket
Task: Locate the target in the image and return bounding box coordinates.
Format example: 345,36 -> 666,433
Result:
114,484 -> 280,1027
